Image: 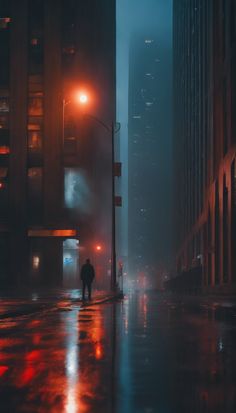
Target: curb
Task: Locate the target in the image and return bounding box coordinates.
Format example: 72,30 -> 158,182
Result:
0,292 -> 125,319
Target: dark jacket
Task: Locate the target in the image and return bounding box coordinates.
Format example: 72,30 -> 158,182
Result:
80,263 -> 95,284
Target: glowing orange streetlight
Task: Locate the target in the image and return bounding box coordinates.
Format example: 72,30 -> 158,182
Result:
75,92 -> 89,105
62,90 -> 90,147
62,89 -> 120,292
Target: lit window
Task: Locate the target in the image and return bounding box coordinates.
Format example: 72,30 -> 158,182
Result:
28,97 -> 43,116
62,45 -> 76,55
0,167 -> 8,190
0,145 -> 9,154
145,102 -> 153,107
0,17 -> 11,29
145,39 -> 153,44
28,131 -> 42,150
28,168 -> 42,178
133,115 -> 141,119
0,115 -> 8,129
32,256 -> 40,269
31,38 -> 39,46
0,98 -> 9,112
28,116 -> 43,131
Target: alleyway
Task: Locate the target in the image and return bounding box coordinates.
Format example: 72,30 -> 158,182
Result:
0,292 -> 236,412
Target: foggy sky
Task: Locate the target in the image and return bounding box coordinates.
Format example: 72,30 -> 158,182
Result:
117,0 -> 173,275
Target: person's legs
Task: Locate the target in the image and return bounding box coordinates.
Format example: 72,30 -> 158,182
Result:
82,281 -> 86,300
88,282 -> 92,300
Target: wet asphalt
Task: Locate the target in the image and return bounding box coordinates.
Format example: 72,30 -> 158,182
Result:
0,291 -> 236,413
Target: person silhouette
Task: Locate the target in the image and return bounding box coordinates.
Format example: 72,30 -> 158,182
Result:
80,258 -> 95,300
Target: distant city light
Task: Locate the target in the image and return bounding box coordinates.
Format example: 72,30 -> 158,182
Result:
32,256 -> 40,269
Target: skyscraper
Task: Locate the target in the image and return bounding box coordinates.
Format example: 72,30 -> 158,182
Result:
128,35 -> 172,284
173,0 -> 236,293
0,0 -> 116,288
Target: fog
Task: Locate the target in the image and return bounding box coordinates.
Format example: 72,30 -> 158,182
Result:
117,0 -> 173,288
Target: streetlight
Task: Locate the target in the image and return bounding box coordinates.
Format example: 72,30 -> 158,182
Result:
62,91 -> 89,147
62,91 -> 120,292
83,114 -> 120,292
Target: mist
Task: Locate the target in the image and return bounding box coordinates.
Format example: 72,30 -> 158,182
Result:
117,0 -> 173,288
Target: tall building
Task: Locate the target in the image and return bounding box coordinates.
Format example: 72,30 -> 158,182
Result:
0,0 -> 116,288
128,35 -> 172,284
173,0 -> 236,293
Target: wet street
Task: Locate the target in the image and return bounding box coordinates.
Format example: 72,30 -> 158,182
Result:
0,292 -> 236,413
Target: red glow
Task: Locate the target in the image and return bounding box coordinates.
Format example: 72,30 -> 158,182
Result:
20,366 -> 35,385
25,350 -> 41,362
0,182 -> 3,189
95,245 -> 102,252
0,365 -> 8,376
32,334 -> 41,346
95,343 -> 103,360
0,146 -> 10,154
28,319 -> 41,328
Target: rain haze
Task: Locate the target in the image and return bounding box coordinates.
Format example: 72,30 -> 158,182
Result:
1,1 -> 236,412
117,0 -> 173,288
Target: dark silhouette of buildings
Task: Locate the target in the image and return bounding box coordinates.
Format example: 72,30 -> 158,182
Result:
0,0 -> 115,288
173,0 -> 236,293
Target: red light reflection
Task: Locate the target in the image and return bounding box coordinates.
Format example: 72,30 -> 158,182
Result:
0,365 -> 8,376
95,343 -> 103,360
20,366 -> 36,386
25,350 -> 41,362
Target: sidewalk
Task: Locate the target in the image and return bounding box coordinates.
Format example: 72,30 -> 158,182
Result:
0,289 -> 124,320
168,292 -> 236,312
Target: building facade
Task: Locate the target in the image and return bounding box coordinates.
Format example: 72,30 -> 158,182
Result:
0,0 -> 116,288
128,35 -> 172,285
173,0 -> 236,293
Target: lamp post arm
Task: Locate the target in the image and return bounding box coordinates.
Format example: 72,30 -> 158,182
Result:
83,113 -> 111,133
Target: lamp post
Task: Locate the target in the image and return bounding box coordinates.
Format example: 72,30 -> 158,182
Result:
62,92 -> 89,146
62,92 -> 120,292
83,114 -> 120,292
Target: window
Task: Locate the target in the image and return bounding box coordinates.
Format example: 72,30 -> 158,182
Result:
28,0 -> 44,75
28,131 -> 42,166
0,114 -> 8,129
28,116 -> 43,131
0,126 -> 9,156
28,131 -> 42,150
0,166 -> 8,219
0,27 -> 10,86
28,96 -> 43,116
0,17 -> 11,29
28,167 -> 43,223
0,97 -> 9,112
0,145 -> 9,155
28,75 -> 43,93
